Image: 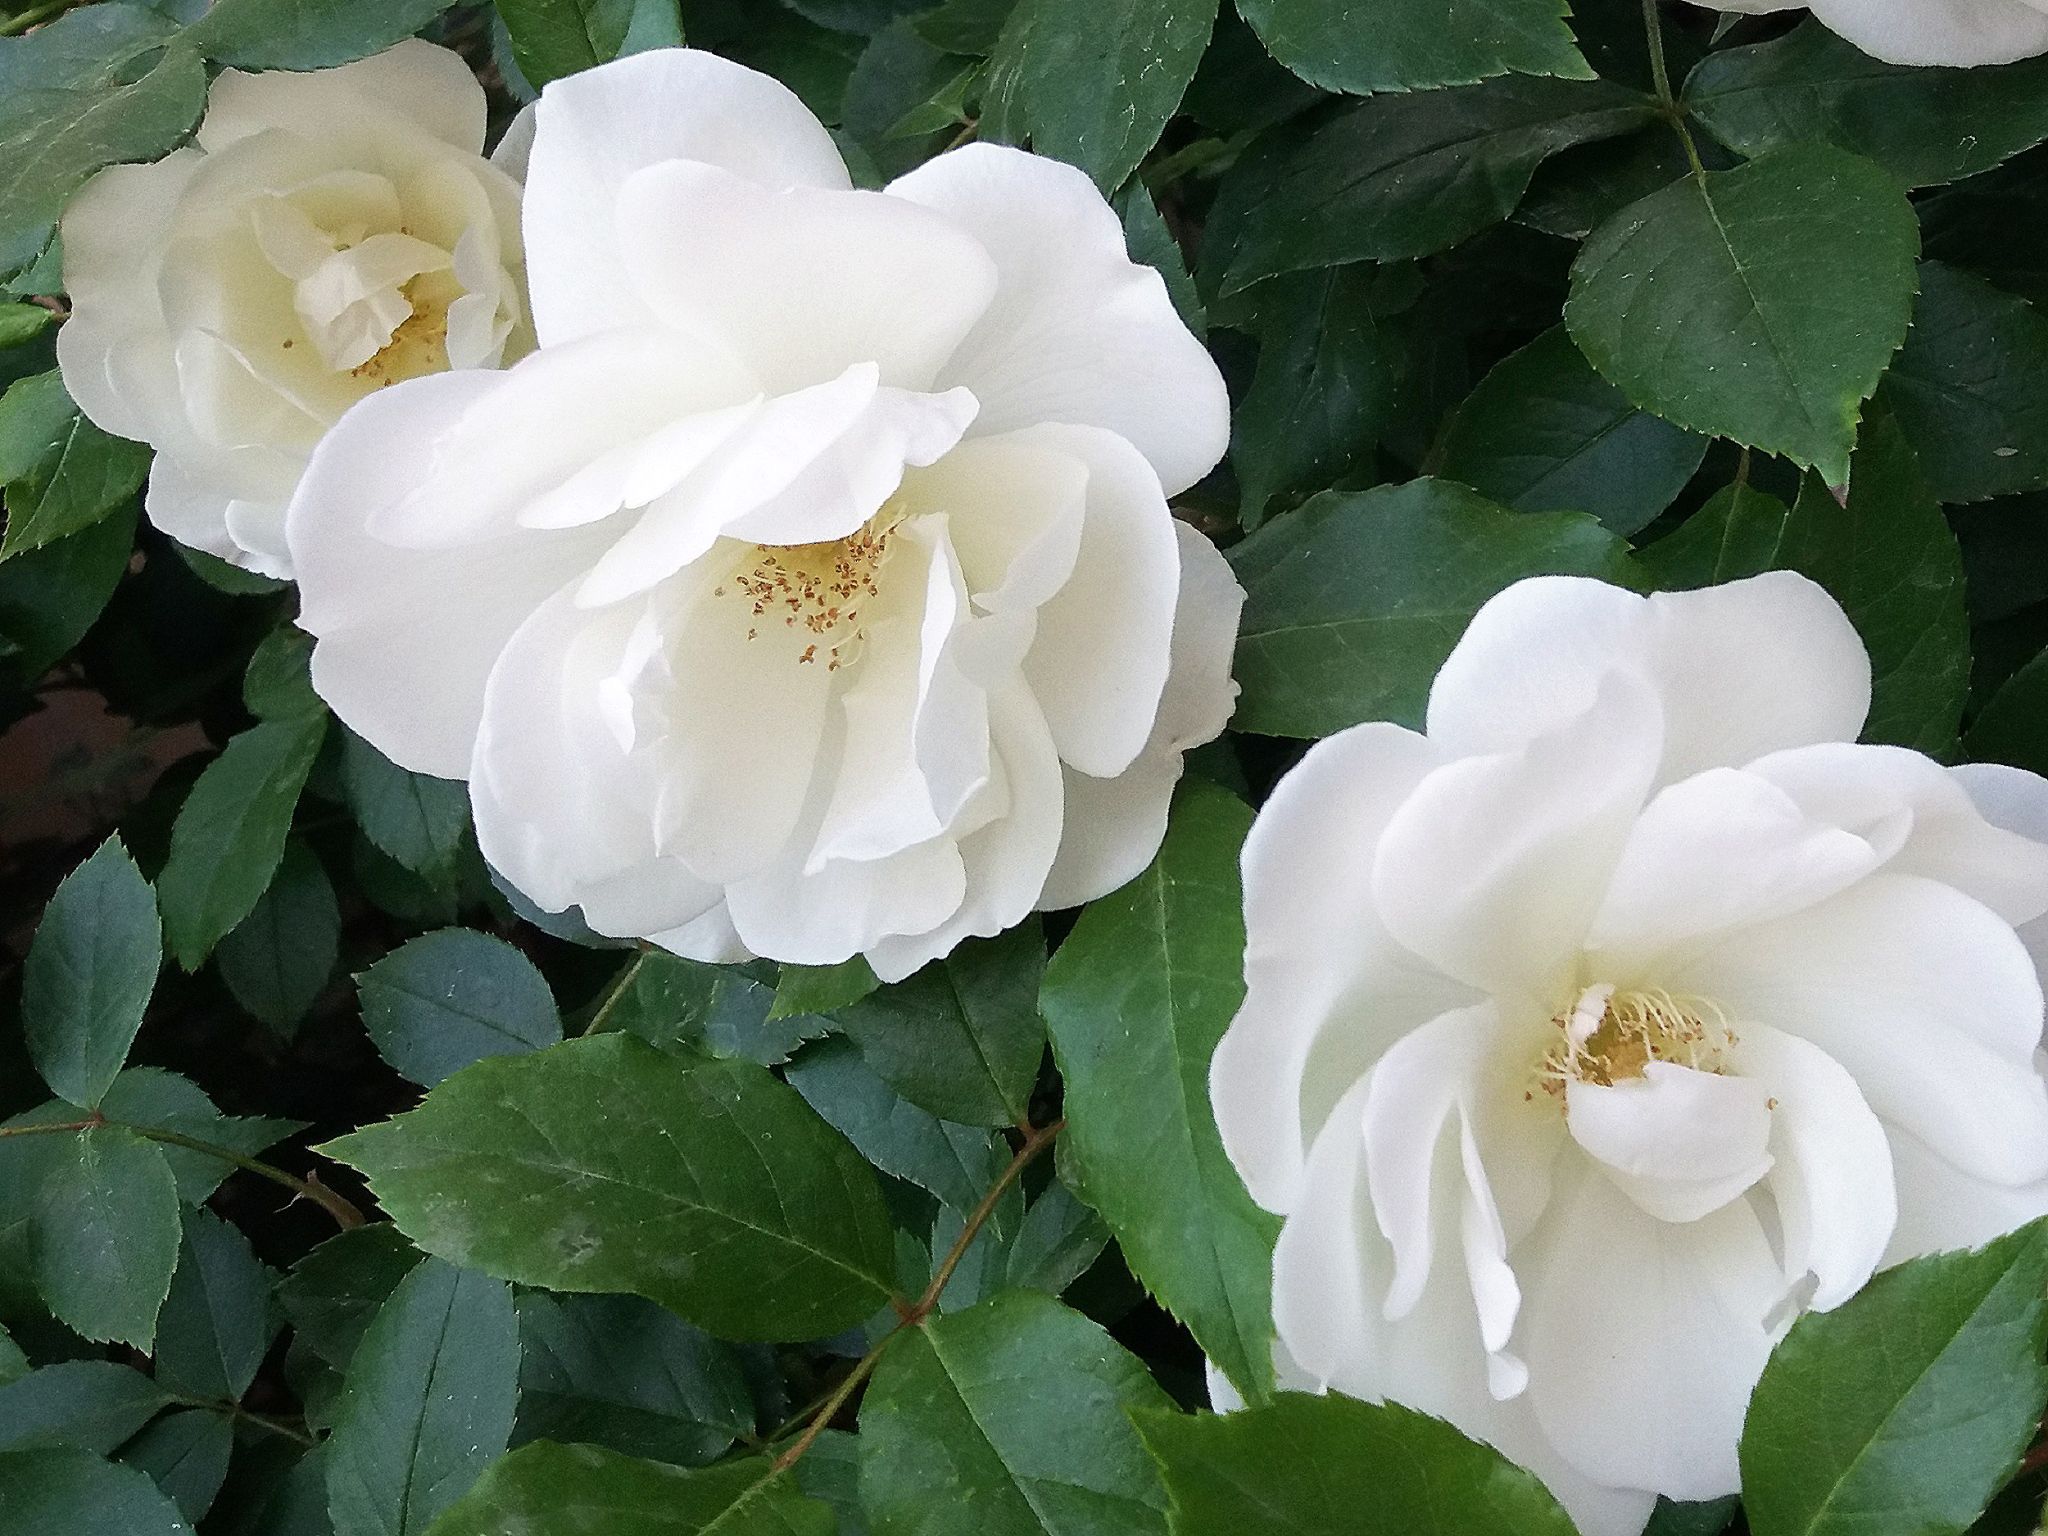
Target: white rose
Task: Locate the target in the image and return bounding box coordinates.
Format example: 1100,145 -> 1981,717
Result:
1678,0 -> 2048,66
285,48 -> 1236,982
55,40 -> 530,577
1210,571 -> 2048,1535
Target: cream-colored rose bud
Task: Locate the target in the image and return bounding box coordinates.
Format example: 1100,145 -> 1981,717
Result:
56,40 -> 531,578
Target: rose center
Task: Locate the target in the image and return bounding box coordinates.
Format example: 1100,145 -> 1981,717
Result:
715,511 -> 904,671
1534,982 -> 1735,1102
347,279 -> 453,388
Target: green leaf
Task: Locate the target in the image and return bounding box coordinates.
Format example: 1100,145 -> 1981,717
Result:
1206,77 -> 1654,295
916,0 -> 1017,52
242,624 -> 320,722
1884,261 -> 2048,503
1132,1394 -> 1579,1534
0,1361 -> 169,1452
153,1208 -> 279,1403
1786,412 -> 1968,753
1433,325 -> 1708,536
1740,1219 -> 2048,1536
357,928 -> 563,1089
786,0 -> 932,31
1230,478 -> 1640,738
34,1125 -> 180,1349
786,1035 -> 1008,1213
1967,645 -> 2048,776
834,921 -> 1047,1127
119,1409 -> 232,1522
324,1260 -> 519,1536
0,1447 -> 192,1535
425,1442 -> 832,1535
0,500 -> 134,686
514,1293 -> 755,1467
217,839 -> 340,1037
1638,481 -> 1792,589
321,1035 -> 897,1340
23,835 -> 160,1108
770,956 -> 879,1020
0,370 -> 150,559
0,6 -> 207,275
1647,1497 -> 1742,1536
156,712 -> 328,969
495,0 -> 653,86
599,953 -> 833,1067
96,1067 -> 301,1205
1516,126 -> 1698,242
277,1225 -> 423,1370
1686,21 -> 2048,189
0,1328 -> 24,1389
1565,143 -> 1920,483
983,0 -> 1219,189
858,1290 -> 1174,1536
1237,0 -> 1590,94
185,0 -> 457,69
1040,779 -> 1277,1399
0,302 -> 51,349
1230,265 -> 1396,528
1000,1179 -> 1111,1297
1118,182 -> 1206,340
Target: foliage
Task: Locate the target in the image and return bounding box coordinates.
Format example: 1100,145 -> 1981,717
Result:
1,0 -> 2046,1533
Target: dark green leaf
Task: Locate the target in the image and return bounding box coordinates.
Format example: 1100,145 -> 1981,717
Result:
120,1409 -> 232,1522
1968,644 -> 2048,776
1132,1394 -> 1579,1534
322,1035 -> 897,1340
787,1036 -> 1006,1212
185,0 -> 457,68
1001,1179 -> 1111,1297
0,1361 -> 169,1452
97,1067 -> 302,1205
425,1441 -> 832,1535
915,0 -> 1017,52
1237,0 -> 1590,94
599,953 -> 832,1066
0,302 -> 50,348
154,1208 -> 280,1403
1433,325 -> 1708,536
859,1290 -> 1173,1535
0,369 -> 150,559
0,1328 -> 23,1389
23,835 -> 159,1108
242,624 -> 320,722
1646,1497 -> 1742,1536
1686,22 -> 2048,188
1230,478 -> 1640,738
34,1124 -> 180,1349
1740,1219 -> 2048,1536
0,1447 -> 192,1535
340,730 -> 470,877
1885,260 -> 2048,503
277,1225 -> 423,1371
1516,127 -> 1703,241
1041,780 -> 1277,1398
1231,265 -> 1395,528
1566,143 -> 1919,483
771,956 -> 879,1020
0,6 -> 207,275
785,0 -> 930,30
357,928 -> 562,1089
1207,77 -> 1654,294
495,0 -> 654,85
514,1293 -> 754,1467
983,0 -> 1219,189
0,500 -> 135,686
217,839 -> 340,1037
834,921 -> 1046,1127
157,713 -> 328,968
324,1260 -> 519,1536
1639,481 -> 1792,589
1118,182 -> 1206,339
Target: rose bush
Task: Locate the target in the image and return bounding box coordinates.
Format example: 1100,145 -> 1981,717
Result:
3,4 -> 2048,1536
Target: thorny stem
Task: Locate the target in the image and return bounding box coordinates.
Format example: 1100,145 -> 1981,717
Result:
1640,0 -> 1708,179
0,1114 -> 365,1229
769,1118 -> 1066,1473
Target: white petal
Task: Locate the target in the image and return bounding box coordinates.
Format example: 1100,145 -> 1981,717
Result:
886,143 -> 1228,496
615,159 -> 997,394
141,456 -> 245,567
1734,1024 -> 1895,1310
1952,761 -> 2048,969
1272,1078 -> 1391,1389
521,47 -> 849,346
288,369 -> 612,777
1375,671 -> 1662,999
903,431 -> 1088,616
1642,572 -> 1870,782
1586,766 -> 1883,974
1808,0 -> 2048,64
1039,521 -> 1244,910
198,40 -> 488,154
1011,424 -> 1182,779
1566,1063 -> 1775,1224
1524,1164 -> 1779,1501
1211,722 -> 1468,1215
1676,874 -> 2048,1186
1884,1127 -> 2048,1266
